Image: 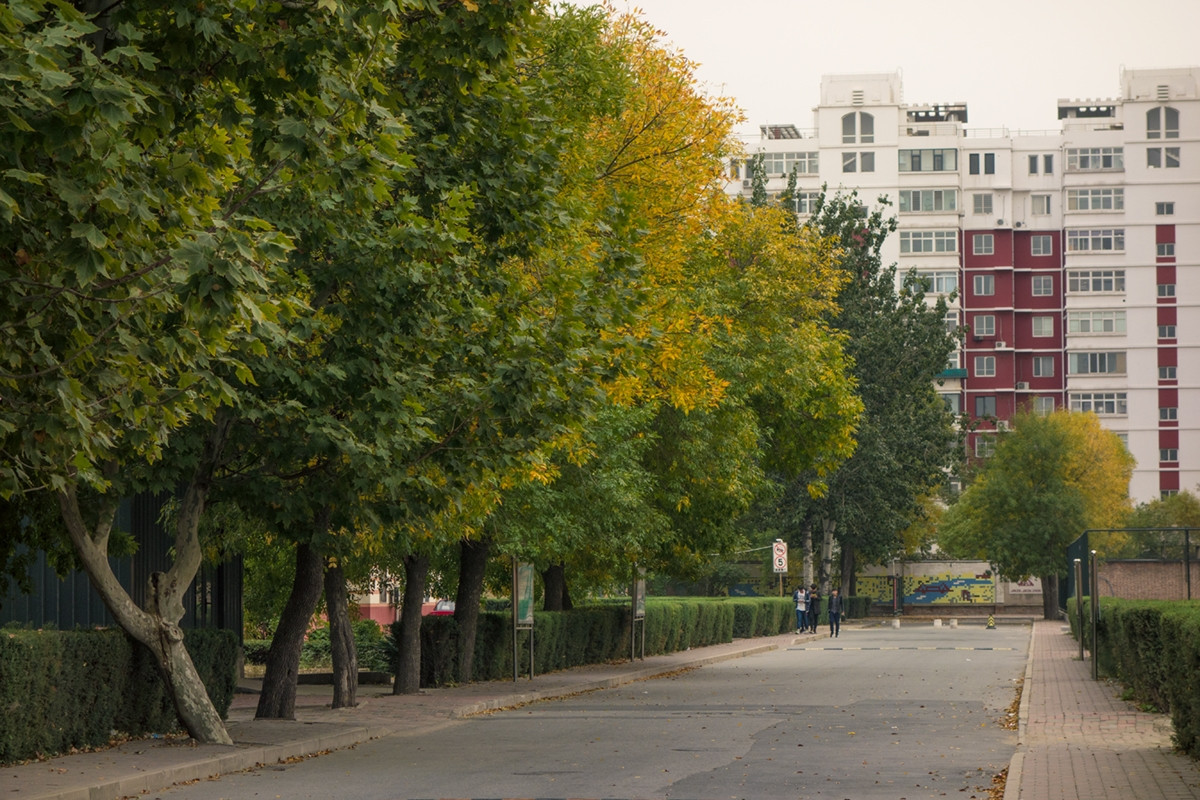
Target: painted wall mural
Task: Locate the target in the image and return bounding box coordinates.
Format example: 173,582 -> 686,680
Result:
858,568 -> 996,605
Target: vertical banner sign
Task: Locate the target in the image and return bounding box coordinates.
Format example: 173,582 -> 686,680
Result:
631,565 -> 647,661
772,539 -> 788,573
512,561 -> 535,682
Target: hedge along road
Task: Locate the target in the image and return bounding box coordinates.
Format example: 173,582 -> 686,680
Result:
158,624 -> 1029,800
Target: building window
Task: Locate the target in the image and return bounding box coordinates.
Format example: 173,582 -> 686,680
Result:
901,231 -> 958,253
975,396 -> 996,417
973,234 -> 995,256
758,151 -> 820,176
1163,489 -> 1180,499
1028,154 -> 1039,174
899,148 -> 958,172
1069,392 -> 1127,415
1066,188 -> 1124,211
973,193 -> 993,215
1066,229 -> 1124,252
1067,310 -> 1126,334
943,309 -> 960,333
914,270 -> 959,294
1032,194 -> 1051,215
1147,147 -> 1181,168
973,314 -> 996,337
1067,269 -> 1125,293
1161,407 -> 1178,421
1160,366 -> 1177,380
1159,325 -> 1177,339
1066,147 -> 1123,171
1044,154 -> 1054,174
1161,449 -> 1179,463
1159,283 -> 1176,298
1031,235 -> 1053,256
1032,275 -> 1054,295
842,152 -> 875,173
968,152 -> 996,175
973,273 -> 995,295
1033,396 -> 1055,415
1032,356 -> 1055,377
975,356 -> 996,377
1158,242 -> 1176,257
1147,107 -> 1180,139
975,436 -> 996,458
946,351 -> 961,371
899,189 -> 958,213
843,111 -> 875,144
941,393 -> 961,414
1032,316 -> 1054,337
1156,202 -> 1175,216
1068,352 -> 1126,375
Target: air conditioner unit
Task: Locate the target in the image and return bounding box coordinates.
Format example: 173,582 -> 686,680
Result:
995,340 -> 1007,349
743,179 -> 753,188
1014,221 -> 1025,228
997,420 -> 1011,432
996,218 -> 1005,226
1016,381 -> 1030,390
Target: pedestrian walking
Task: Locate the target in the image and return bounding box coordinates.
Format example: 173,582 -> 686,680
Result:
828,587 -> 843,638
807,584 -> 820,633
792,585 -> 808,634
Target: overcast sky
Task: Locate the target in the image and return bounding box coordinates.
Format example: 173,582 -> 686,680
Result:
587,0 -> 1200,136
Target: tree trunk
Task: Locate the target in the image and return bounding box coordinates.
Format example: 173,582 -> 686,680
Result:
820,518 -> 836,594
324,561 -> 357,709
454,536 -> 491,683
802,520 -> 814,589
257,540 -> 325,719
56,416 -> 233,745
392,553 -> 428,695
541,563 -> 570,611
840,544 -> 856,597
1041,573 -> 1060,620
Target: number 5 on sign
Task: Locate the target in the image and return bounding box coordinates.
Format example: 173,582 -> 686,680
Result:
772,539 -> 788,573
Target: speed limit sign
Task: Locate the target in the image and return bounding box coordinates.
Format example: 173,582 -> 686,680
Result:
772,539 -> 788,574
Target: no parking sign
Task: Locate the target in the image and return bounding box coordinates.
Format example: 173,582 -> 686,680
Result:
772,539 -> 788,574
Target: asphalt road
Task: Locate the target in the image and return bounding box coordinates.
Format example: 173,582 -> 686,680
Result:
155,624 -> 1029,800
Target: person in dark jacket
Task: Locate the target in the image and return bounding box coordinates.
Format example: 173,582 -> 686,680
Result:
828,587 -> 844,638
807,584 -> 820,633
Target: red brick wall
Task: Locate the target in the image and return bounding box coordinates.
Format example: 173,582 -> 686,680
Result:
1098,560 -> 1200,601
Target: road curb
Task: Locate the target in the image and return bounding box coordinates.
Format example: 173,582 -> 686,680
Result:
1003,621 -> 1037,800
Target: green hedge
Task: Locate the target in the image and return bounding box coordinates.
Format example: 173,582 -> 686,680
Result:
1067,597 -> 1200,757
0,628 -> 238,765
395,596 -> 819,688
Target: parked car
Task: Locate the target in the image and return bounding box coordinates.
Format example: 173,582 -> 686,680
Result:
422,599 -> 456,616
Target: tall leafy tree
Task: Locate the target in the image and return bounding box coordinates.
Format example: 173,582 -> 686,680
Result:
761,191 -> 960,594
938,409 -> 1135,618
0,0 -> 416,742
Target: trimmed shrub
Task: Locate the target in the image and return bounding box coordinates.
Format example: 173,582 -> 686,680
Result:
0,627 -> 237,765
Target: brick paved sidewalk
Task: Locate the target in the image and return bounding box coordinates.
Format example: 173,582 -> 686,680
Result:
1008,620 -> 1200,800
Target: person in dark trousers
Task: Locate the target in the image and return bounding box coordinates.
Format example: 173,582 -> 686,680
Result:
807,584 -> 820,633
828,587 -> 844,638
792,585 -> 807,634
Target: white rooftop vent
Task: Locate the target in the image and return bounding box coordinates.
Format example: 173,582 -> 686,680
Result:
851,89 -> 865,106
1157,84 -> 1171,101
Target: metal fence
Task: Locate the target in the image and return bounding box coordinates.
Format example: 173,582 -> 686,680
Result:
2,492 -> 243,637
1064,527 -> 1197,610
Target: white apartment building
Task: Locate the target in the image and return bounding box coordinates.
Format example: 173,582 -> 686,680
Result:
728,68 -> 1199,503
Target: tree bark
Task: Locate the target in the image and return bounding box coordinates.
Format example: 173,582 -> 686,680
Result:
840,544 -> 856,597
541,563 -> 571,611
392,553 -> 428,695
56,415 -> 234,745
802,520 -> 814,589
820,518 -> 836,594
256,539 -> 325,719
1040,573 -> 1060,620
453,536 -> 490,683
324,561 -> 357,709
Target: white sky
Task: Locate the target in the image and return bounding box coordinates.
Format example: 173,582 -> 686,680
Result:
589,0 -> 1200,135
